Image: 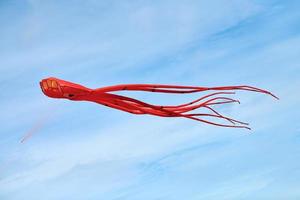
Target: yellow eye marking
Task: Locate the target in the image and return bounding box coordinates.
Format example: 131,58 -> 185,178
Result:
52,80 -> 58,88
47,80 -> 52,87
43,81 -> 48,90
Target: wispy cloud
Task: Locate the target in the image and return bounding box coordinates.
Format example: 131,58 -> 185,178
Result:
0,0 -> 300,199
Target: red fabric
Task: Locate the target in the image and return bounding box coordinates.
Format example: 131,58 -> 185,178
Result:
40,77 -> 278,130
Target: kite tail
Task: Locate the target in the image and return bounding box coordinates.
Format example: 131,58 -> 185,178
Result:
90,84 -> 278,129
95,84 -> 278,99
206,86 -> 279,100
92,92 -> 252,129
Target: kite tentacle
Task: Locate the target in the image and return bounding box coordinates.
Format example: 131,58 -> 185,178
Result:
203,105 -> 249,125
94,84 -> 278,99
184,113 -> 248,126
207,85 -> 279,99
165,96 -> 240,114
90,84 -> 277,129
91,93 -> 170,116
136,102 -> 251,129
160,92 -> 235,109
94,92 -> 251,129
179,114 -> 251,130
92,97 -> 145,114
162,96 -> 248,127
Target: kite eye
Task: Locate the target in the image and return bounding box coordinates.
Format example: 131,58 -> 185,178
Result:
42,81 -> 48,90
51,80 -> 58,88
68,94 -> 74,97
47,80 -> 52,87
40,79 -> 64,98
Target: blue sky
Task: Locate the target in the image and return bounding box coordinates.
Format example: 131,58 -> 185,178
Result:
0,0 -> 300,199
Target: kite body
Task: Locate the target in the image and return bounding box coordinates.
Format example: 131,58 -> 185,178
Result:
40,77 -> 278,129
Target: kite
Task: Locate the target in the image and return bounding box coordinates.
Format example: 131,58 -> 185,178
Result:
40,77 -> 278,130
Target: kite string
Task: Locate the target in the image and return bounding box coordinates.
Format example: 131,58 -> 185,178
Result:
20,103 -> 57,143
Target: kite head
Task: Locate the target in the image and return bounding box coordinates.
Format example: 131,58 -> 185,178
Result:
40,77 -> 91,100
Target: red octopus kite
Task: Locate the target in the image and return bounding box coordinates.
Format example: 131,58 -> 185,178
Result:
40,77 -> 278,130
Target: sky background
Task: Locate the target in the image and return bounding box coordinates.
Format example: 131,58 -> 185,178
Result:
0,0 -> 300,199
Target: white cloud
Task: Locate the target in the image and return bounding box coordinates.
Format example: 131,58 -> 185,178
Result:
1,0 -> 299,199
